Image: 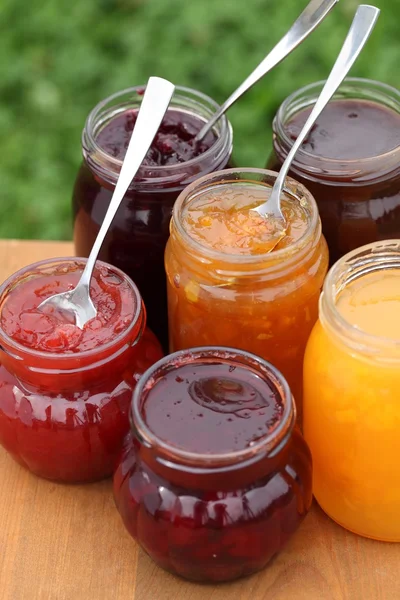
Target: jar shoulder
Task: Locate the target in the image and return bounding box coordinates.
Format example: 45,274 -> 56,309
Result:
114,430 -> 312,522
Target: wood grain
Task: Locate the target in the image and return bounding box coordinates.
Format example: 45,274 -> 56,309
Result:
0,240 -> 399,600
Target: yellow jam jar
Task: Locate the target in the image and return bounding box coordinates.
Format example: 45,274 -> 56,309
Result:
303,240 -> 400,541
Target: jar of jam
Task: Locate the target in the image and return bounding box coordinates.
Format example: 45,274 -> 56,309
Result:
73,86 -> 233,349
268,78 -> 400,265
303,240 -> 400,541
165,168 -> 329,420
113,347 -> 312,582
0,258 -> 163,483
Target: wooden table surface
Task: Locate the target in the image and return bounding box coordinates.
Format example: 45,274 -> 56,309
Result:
0,239 -> 399,600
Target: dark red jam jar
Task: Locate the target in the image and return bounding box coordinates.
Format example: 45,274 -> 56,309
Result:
73,86 -> 233,349
113,347 -> 312,583
268,78 -> 400,264
0,258 -> 163,483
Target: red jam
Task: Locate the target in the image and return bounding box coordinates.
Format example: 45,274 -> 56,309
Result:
96,109 -> 216,166
114,348 -> 312,583
143,362 -> 283,454
1,262 -> 136,353
0,258 -> 163,483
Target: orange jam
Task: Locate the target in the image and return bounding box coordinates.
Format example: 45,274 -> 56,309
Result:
183,186 -> 308,254
165,169 -> 329,420
303,242 -> 400,541
336,270 -> 400,339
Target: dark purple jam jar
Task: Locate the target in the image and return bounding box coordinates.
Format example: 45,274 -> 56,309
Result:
72,86 -> 233,349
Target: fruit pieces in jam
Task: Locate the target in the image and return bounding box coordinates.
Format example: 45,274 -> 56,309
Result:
73,96 -> 230,352
1,261 -> 136,353
166,177 -> 328,418
183,184 -> 308,254
113,349 -> 312,582
96,108 -> 217,166
0,259 -> 163,482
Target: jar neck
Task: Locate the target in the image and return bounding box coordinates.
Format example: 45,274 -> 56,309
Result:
169,168 -> 322,281
82,85 -> 233,191
320,240 -> 400,363
130,347 -> 296,484
273,77 -> 400,185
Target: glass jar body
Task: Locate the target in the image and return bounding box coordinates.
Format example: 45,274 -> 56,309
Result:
165,169 -> 329,420
114,428 -> 312,582
268,78 -> 400,265
303,242 -> 400,541
73,86 -> 233,350
0,259 -> 163,483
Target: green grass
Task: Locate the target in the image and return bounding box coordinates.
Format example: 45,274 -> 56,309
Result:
1,0 -> 399,240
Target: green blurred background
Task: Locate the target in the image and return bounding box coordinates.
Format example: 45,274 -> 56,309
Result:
1,0 -> 398,240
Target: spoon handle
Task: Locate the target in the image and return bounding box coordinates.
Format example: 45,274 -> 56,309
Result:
196,0 -> 339,142
275,4 -> 380,193
79,76 -> 175,289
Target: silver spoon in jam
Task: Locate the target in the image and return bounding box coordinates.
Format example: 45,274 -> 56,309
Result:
39,76 -> 175,329
194,0 -> 339,143
252,4 -> 380,231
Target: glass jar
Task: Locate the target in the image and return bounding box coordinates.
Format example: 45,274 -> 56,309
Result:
165,168 -> 329,420
268,78 -> 400,264
303,240 -> 400,541
0,258 -> 163,483
113,347 -> 312,583
73,86 -> 233,350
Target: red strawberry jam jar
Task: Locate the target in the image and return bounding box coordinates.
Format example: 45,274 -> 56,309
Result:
73,86 -> 233,349
0,258 -> 163,483
113,347 -> 312,582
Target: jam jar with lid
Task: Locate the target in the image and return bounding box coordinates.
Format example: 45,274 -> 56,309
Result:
0,257 -> 163,483
268,78 -> 400,264
73,85 -> 233,349
113,347 -> 312,582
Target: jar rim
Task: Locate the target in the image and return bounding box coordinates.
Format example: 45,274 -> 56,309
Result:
0,257 -> 143,361
171,167 -> 320,265
130,346 -> 295,467
275,77 -> 400,169
84,84 -> 232,174
321,240 -> 400,357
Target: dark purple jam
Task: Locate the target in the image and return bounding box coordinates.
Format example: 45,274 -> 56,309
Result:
96,109 -> 217,166
285,99 -> 400,160
142,361 -> 283,454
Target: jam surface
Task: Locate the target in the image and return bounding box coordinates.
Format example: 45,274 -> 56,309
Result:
336,269 -> 400,339
1,262 -> 136,353
182,184 -> 308,254
96,109 -> 217,166
143,361 -> 283,454
286,99 -> 400,160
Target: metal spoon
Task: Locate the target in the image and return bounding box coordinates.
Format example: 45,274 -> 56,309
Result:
39,76 -> 175,329
252,3 -> 380,226
195,0 -> 339,143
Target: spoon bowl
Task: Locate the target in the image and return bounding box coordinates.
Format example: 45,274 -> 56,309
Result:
39,76 -> 175,328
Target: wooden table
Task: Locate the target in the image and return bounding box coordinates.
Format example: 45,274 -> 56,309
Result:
0,239 -> 398,600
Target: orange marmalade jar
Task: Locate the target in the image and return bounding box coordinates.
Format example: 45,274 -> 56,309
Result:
165,168 -> 329,420
303,240 -> 400,541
